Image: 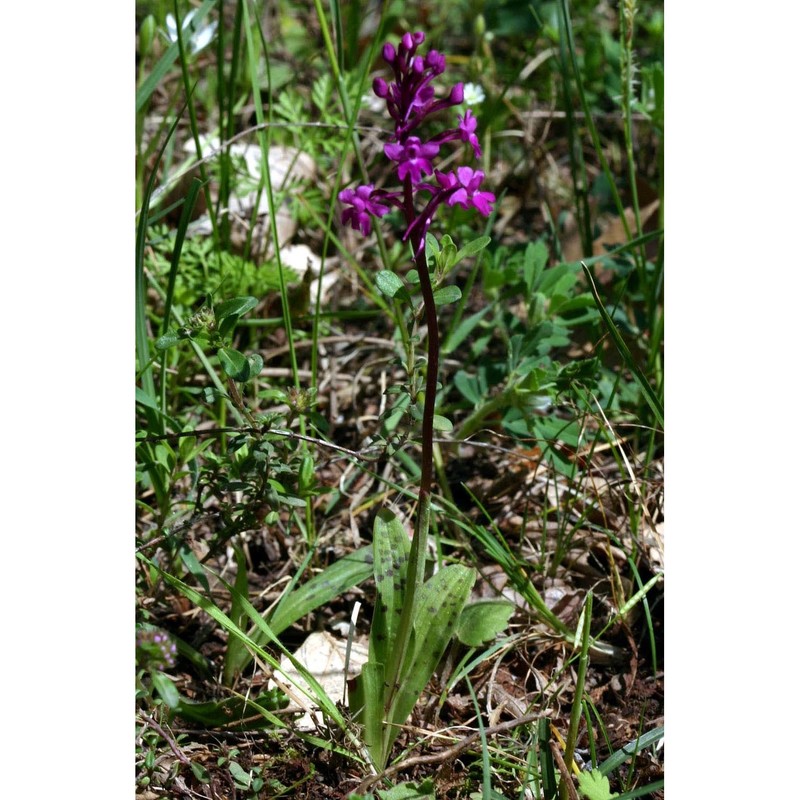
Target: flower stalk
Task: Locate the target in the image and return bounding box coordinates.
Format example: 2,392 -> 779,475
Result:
339,30 -> 494,765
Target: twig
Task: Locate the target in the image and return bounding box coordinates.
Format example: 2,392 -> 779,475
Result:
550,738 -> 580,800
357,712 -> 542,793
137,424 -> 376,461
139,712 -> 192,767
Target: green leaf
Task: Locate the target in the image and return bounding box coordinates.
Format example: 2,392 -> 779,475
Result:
453,371 -> 482,405
229,760 -> 252,787
370,509 -> 411,667
375,270 -> 412,303
576,770 -> 619,800
432,414 -> 453,432
354,661 -> 386,759
442,304 -> 493,355
190,762 -> 210,783
389,565 -> 475,730
172,689 -> 287,729
222,547 -> 374,680
425,232 -> 440,258
597,726 -> 664,776
298,453 -> 315,494
523,239 -> 549,296
222,547 -> 252,687
456,600 -> 515,647
155,331 -> 182,351
246,353 -> 263,378
438,235 -> 458,271
455,235 -> 492,263
151,671 -> 180,708
267,547 -> 375,638
216,296 -> 259,339
179,544 -> 210,593
433,285 -> 462,306
218,347 -> 249,380
377,779 -> 436,799
215,296 -> 259,323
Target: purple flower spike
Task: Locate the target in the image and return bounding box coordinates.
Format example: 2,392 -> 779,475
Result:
457,109 -> 482,158
339,31 -> 493,236
385,137 -> 440,184
436,167 -> 496,216
339,185 -> 390,235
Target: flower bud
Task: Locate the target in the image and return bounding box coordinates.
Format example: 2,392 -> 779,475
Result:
412,55 -> 424,74
449,82 -> 465,104
474,13 -> 486,38
139,14 -> 156,58
425,50 -> 446,75
373,77 -> 389,98
412,31 -> 425,45
382,42 -> 396,64
401,32 -> 414,52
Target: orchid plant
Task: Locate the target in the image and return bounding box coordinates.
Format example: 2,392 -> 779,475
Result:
340,32 -> 496,770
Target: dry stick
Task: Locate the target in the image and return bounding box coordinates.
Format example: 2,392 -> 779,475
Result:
138,425 -> 373,461
139,712 -> 192,767
357,712 -> 543,794
550,738 -> 580,800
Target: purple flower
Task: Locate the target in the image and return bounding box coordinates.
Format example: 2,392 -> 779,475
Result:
457,110 -> 482,158
339,185 -> 390,235
424,50 -> 446,76
449,82 -> 464,105
339,31 -> 493,238
137,626 -> 178,669
436,167 -> 496,216
384,137 -> 440,184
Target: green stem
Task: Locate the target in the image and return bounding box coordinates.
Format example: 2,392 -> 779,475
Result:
457,387 -> 512,441
562,592 -> 592,799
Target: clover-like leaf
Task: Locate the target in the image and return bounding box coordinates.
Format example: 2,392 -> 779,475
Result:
576,769 -> 619,800
218,347 -> 249,380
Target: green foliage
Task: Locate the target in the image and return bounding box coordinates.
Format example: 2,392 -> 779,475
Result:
349,778 -> 437,799
351,510 -> 475,769
456,600 -> 515,647
449,238 -> 606,470
577,770 -> 619,800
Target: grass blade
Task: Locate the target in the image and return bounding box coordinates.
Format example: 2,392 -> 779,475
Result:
221,545 -> 252,687
581,263 -> 664,428
597,725 -> 664,777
